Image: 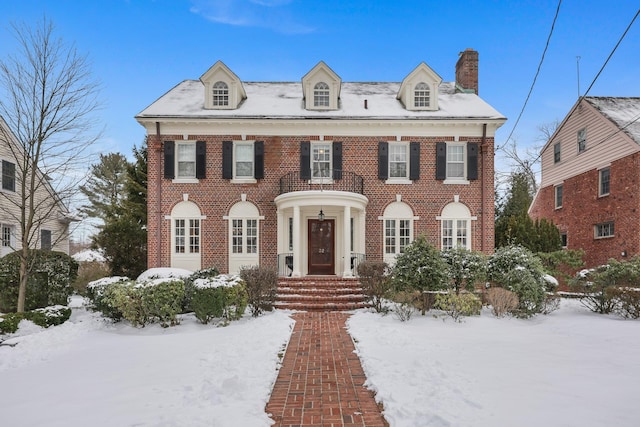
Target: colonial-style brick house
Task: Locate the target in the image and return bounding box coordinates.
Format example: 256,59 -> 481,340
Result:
136,49 -> 505,277
0,116 -> 74,257
529,97 -> 640,268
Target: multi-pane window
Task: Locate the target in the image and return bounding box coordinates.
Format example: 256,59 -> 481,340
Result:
553,143 -> 561,163
41,230 -> 52,250
234,143 -> 254,178
232,219 -> 257,254
414,82 -> 430,107
313,82 -> 330,107
577,128 -> 587,153
446,145 -> 465,178
189,219 -> 200,253
599,168 -> 610,196
561,232 -> 568,248
312,143 -> 331,178
595,222 -> 614,238
177,143 -> 196,178
442,220 -> 468,250
385,219 -> 411,255
555,185 -> 563,208
2,224 -> 13,247
175,219 -> 199,253
2,160 -> 15,192
212,81 -> 229,106
389,144 -> 408,178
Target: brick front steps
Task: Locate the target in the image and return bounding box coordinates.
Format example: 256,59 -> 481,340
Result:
275,277 -> 369,311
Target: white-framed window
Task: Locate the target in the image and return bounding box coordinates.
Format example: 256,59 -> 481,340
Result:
175,219 -> 200,254
2,160 -> 16,192
577,128 -> 587,153
389,143 -> 408,179
599,167 -> 610,196
446,144 -> 465,179
380,201 -> 416,264
176,143 -> 196,179
442,219 -> 469,250
312,143 -> 331,179
232,219 -> 257,254
169,200 -> 204,271
438,201 -> 474,250
226,200 -> 262,274
414,82 -> 430,108
314,82 -> 330,107
553,143 -> 561,163
212,81 -> 229,106
2,224 -> 14,248
234,142 -> 254,179
595,222 -> 614,239
555,184 -> 563,209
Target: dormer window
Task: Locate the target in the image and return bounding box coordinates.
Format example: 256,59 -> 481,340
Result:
414,82 -> 430,108
314,82 -> 330,107
212,81 -> 229,106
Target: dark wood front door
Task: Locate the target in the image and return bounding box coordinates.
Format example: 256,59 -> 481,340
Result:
308,219 -> 335,275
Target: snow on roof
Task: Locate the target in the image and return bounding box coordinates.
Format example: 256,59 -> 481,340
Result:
585,97 -> 640,143
137,80 -> 505,121
72,249 -> 106,263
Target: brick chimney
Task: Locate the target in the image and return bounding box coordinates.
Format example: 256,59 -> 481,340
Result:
455,48 -> 479,95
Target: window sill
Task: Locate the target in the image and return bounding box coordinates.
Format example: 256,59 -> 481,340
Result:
172,178 -> 199,184
443,179 -> 470,185
385,178 -> 412,185
231,178 -> 257,184
310,178 -> 334,185
594,235 -> 614,240
598,193 -> 610,198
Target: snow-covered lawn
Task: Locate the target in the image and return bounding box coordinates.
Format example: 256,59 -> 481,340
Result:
348,299 -> 640,427
1,298 -> 639,426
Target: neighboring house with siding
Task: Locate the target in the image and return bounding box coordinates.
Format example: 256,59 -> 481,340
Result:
136,49 -> 506,276
529,97 -> 640,268
0,116 -> 74,257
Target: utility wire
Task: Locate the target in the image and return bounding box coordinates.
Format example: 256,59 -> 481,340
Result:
496,0 -> 562,152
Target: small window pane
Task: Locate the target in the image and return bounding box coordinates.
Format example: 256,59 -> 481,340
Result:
312,144 -> 331,178
314,82 -> 330,107
385,219 -> 396,254
414,82 -> 430,107
177,144 -> 196,178
232,219 -> 243,253
577,128 -> 587,153
456,220 -> 467,248
555,185 -> 563,208
595,222 -> 614,238
1,225 -> 11,247
389,145 -> 407,178
554,143 -> 561,163
442,220 -> 453,250
213,81 -> 229,106
447,146 -> 465,178
235,144 -> 254,178
175,219 -> 185,253
246,219 -> 257,254
189,219 -> 200,253
600,168 -> 610,196
399,220 -> 411,252
2,160 -> 15,192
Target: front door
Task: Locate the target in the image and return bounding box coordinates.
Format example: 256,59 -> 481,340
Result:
308,219 -> 335,275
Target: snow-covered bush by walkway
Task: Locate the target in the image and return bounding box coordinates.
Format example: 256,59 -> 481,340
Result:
187,274 -> 247,324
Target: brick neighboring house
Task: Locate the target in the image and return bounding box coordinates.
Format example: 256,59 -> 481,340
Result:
0,116 -> 75,257
136,49 -> 506,277
529,97 -> 640,269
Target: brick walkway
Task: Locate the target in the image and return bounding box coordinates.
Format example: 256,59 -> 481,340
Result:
266,312 -> 388,427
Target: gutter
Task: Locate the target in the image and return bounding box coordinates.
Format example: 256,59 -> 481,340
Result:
156,121 -> 162,267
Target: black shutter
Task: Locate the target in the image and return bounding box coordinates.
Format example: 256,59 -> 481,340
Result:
467,142 -> 478,180
300,141 -> 311,180
254,141 -> 264,179
409,141 -> 420,180
222,141 -> 233,179
195,141 -> 206,179
436,142 -> 446,180
163,141 -> 175,179
378,142 -> 388,180
333,141 -> 342,180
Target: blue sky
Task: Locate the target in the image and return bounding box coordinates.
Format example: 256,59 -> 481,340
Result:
1,0 -> 638,169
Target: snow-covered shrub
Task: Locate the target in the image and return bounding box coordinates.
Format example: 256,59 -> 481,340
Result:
441,247 -> 486,294
0,305 -> 72,334
434,292 -> 482,322
569,258 -> 640,315
86,276 -> 130,321
239,266 -> 277,317
485,287 -> 519,317
608,287 -> 640,319
182,267 -> 220,311
0,250 -> 78,312
392,291 -> 416,322
391,236 -> 448,315
357,260 -> 392,313
139,279 -> 185,327
189,275 -> 247,324
108,281 -> 147,327
487,245 -> 548,318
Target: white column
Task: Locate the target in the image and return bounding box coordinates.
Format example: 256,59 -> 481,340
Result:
343,205 -> 352,277
292,205 -> 301,277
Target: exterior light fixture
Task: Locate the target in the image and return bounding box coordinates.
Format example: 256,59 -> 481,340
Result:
318,209 -> 325,221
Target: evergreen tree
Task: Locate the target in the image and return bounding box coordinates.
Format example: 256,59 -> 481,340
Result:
79,153 -> 129,222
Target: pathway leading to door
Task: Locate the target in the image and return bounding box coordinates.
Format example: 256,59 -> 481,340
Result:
266,312 -> 388,427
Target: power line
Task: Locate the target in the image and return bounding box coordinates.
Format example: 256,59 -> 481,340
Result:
496,0 -> 562,152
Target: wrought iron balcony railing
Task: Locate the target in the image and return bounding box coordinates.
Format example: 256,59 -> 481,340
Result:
278,170 -> 364,195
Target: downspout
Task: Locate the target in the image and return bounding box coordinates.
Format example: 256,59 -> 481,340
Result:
481,123 -> 487,253
156,121 -> 162,267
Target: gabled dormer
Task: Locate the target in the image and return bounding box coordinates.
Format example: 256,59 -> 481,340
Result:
302,61 -> 341,111
200,61 -> 246,110
397,62 -> 442,111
